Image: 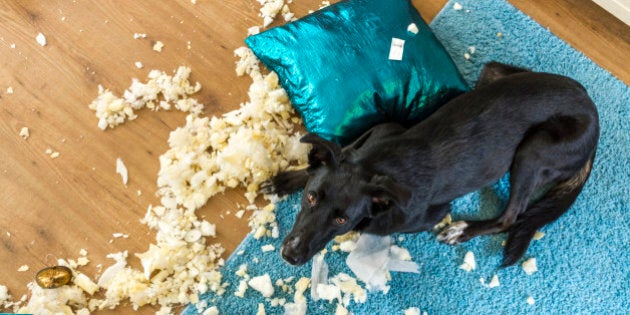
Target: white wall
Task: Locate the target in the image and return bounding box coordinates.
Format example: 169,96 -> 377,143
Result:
593,0 -> 630,26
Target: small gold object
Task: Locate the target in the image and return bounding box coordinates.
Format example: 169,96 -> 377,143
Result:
35,266 -> 72,289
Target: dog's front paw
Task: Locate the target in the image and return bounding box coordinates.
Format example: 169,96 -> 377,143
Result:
437,221 -> 469,245
258,180 -> 277,195
258,170 -> 308,196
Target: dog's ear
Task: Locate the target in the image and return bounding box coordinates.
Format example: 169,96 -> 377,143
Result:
362,175 -> 412,217
300,133 -> 343,166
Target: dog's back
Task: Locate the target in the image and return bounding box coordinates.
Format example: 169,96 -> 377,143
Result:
355,70 -> 599,203
411,70 -> 596,148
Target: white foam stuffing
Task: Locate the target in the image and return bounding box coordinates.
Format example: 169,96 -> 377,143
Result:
36,32 -> 47,46
460,251 -> 476,272
333,231 -> 359,252
404,307 -> 422,315
480,275 -> 500,288
0,285 -> 11,309
248,274 -> 274,298
261,244 -> 275,252
153,41 -> 165,52
407,23 -> 419,35
19,127 -> 29,140
74,273 -> 99,295
45,148 -> 60,159
115,158 -> 128,185
202,306 -> 219,315
319,1 -> 331,9
248,26 -> 261,35
112,233 -> 128,239
234,280 -> 248,298
335,304 -> 349,315
331,273 -> 367,306
88,66 -> 203,130
283,277 -> 309,315
20,282 -> 87,314
257,0 -> 286,27
157,53 -> 307,208
316,283 -> 341,303
256,303 -> 266,315
249,203 -> 280,239
522,258 -> 538,275
390,245 -> 412,261
235,264 -> 248,277
77,257 -> 89,266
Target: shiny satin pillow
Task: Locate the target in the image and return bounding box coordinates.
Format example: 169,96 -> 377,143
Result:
246,0 -> 468,144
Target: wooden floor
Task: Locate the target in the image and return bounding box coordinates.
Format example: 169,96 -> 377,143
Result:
0,0 -> 627,313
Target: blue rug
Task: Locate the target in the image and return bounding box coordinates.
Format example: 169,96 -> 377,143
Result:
186,0 -> 630,313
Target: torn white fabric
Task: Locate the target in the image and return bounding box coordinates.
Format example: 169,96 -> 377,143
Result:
346,234 -> 419,293
310,252 -> 329,301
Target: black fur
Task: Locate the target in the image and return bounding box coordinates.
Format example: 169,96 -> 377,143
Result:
260,62 -> 600,267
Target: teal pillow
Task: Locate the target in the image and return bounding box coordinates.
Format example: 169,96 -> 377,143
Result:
246,0 -> 469,144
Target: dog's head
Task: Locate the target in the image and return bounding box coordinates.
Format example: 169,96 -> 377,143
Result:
281,133 -> 411,265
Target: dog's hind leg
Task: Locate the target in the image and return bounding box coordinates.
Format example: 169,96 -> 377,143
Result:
438,131 -> 561,244
438,115 -> 596,261
500,153 -> 594,266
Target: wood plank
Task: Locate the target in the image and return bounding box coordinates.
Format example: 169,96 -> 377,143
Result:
508,0 -> 630,84
0,0 -> 627,313
0,1 -> 265,312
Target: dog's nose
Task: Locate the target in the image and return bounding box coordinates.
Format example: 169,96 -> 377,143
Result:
281,249 -> 301,265
281,235 -> 303,265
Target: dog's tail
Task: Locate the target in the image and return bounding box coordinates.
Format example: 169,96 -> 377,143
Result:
501,152 -> 596,267
476,61 -> 530,89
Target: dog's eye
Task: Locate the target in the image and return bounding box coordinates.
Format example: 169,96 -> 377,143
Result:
334,216 -> 348,225
307,191 -> 318,206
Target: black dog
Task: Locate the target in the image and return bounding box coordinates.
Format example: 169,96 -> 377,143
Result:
261,62 -> 600,267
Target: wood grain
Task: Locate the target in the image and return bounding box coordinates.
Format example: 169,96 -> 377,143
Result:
508,0 -> 630,84
0,0 -> 627,313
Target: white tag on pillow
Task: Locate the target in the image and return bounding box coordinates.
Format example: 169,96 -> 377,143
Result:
388,38 -> 405,61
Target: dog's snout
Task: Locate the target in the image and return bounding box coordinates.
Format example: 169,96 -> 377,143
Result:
281,235 -> 306,265
281,248 -> 301,265
284,235 -> 301,249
